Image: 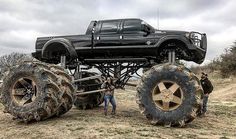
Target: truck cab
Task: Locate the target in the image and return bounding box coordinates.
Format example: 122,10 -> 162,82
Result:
86,18 -> 156,47
82,19 -> 162,59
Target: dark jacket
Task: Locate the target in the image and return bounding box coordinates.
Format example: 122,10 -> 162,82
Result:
200,78 -> 213,94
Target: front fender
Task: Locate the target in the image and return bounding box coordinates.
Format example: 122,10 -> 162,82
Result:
154,35 -> 193,49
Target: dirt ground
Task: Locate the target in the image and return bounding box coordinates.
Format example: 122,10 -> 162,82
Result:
0,75 -> 236,139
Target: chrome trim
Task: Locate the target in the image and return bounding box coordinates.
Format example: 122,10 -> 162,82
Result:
189,32 -> 206,50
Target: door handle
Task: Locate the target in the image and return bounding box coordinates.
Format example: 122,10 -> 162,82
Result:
119,35 -> 123,39
96,36 -> 100,40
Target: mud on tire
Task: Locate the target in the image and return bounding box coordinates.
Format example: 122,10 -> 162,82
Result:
0,62 -> 75,122
136,64 -> 203,127
74,72 -> 104,109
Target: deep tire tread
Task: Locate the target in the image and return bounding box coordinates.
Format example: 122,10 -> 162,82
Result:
0,62 -> 75,122
136,63 -> 203,127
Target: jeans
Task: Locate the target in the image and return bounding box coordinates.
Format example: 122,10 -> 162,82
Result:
202,95 -> 209,113
104,95 -> 116,113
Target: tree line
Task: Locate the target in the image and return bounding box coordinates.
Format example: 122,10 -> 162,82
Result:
191,41 -> 236,77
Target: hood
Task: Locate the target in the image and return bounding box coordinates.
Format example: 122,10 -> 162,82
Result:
155,30 -> 188,35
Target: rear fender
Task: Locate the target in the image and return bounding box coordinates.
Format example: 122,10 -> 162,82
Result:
42,38 -> 77,59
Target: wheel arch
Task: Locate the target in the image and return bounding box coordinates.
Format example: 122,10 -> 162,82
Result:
42,38 -> 77,62
155,36 -> 192,60
155,36 -> 190,50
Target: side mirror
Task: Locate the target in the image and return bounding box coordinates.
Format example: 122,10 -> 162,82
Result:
141,24 -> 151,36
141,24 -> 147,32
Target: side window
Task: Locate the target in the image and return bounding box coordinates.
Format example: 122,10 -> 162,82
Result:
123,20 -> 142,33
100,21 -> 119,34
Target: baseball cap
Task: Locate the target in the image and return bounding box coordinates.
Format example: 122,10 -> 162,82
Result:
201,72 -> 208,77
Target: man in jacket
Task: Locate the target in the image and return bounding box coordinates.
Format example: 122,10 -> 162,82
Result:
101,77 -> 116,116
200,72 -> 214,116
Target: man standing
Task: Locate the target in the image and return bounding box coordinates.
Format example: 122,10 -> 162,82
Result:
200,72 -> 213,116
101,77 -> 116,116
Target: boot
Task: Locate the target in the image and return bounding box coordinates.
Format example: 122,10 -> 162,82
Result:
104,110 -> 107,116
111,110 -> 116,115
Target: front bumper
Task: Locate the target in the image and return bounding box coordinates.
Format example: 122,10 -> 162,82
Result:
188,32 -> 207,64
189,32 -> 207,50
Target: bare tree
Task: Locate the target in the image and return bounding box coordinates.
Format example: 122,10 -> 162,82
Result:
0,52 -> 33,79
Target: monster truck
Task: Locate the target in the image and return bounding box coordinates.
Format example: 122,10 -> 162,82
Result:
0,18 -> 207,126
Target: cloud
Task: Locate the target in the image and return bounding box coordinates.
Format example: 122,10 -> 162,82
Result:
0,0 -> 103,55
0,0 -> 235,65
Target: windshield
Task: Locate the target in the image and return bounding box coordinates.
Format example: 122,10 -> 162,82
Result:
141,20 -> 155,32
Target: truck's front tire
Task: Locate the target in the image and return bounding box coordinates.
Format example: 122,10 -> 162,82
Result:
136,64 -> 203,127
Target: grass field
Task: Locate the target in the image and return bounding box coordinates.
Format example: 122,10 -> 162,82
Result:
0,75 -> 236,139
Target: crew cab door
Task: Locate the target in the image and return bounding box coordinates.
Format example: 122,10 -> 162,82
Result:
94,20 -> 121,46
120,19 -> 153,46
117,19 -> 157,56
120,19 -> 147,46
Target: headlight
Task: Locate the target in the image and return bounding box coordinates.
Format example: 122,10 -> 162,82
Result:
185,32 -> 190,38
189,32 -> 202,48
190,33 -> 202,40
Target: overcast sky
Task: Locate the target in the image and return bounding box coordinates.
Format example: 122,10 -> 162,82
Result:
0,0 -> 236,65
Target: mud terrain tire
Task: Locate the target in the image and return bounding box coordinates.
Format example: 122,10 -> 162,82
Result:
136,64 -> 203,127
74,72 -> 104,109
0,62 -> 74,122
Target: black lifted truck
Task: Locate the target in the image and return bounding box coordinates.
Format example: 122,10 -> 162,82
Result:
1,18 -> 207,127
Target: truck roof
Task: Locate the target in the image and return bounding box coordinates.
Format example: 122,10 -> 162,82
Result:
97,18 -> 141,22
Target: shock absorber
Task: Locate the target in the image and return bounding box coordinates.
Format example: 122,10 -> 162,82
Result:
60,55 -> 66,68
168,51 -> 176,64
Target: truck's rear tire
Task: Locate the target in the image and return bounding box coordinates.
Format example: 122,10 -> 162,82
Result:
74,72 -> 104,109
136,64 -> 203,127
0,62 -> 74,122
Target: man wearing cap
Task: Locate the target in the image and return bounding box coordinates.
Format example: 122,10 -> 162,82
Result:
200,72 -> 213,116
